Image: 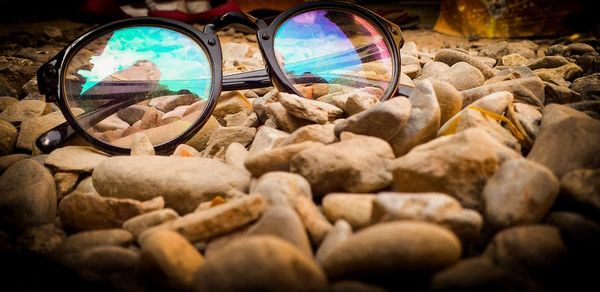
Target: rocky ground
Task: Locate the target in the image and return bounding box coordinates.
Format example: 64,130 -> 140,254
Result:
1,20 -> 600,291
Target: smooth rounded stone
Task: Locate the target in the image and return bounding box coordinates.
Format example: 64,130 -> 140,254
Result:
244,141 -> 322,177
201,126 -> 256,157
322,221 -> 461,280
483,225 -> 568,278
0,96 -> 18,112
389,80 -> 441,156
148,94 -> 196,112
431,257 -> 537,292
248,126 -> 289,157
93,156 -> 251,214
265,102 -> 312,132
527,56 -> 570,70
59,192 -> 164,232
279,92 -> 344,124
560,169 -> 600,212
291,134 -> 395,196
76,245 -> 140,278
316,220 -> 352,264
0,100 -> 49,123
438,62 -> 485,91
482,159 -> 559,229
123,208 -> 179,239
322,194 -> 375,229
418,61 -> 450,80
15,223 -> 66,255
184,115 -> 219,152
479,41 -> 537,61
510,103 -> 542,139
212,91 -> 252,123
331,281 -> 387,292
278,124 -> 336,147
0,159 -> 56,231
52,229 -> 133,263
402,54 -> 420,66
292,196 -> 333,245
500,53 -> 529,66
193,235 -> 328,292
334,97 -> 411,141
434,49 -> 495,79
250,172 -> 312,207
0,153 -> 30,174
546,44 -> 571,56
223,142 -> 248,170
461,76 -> 545,107
567,42 -> 596,55
372,192 -> 483,240
247,206 -> 312,256
474,56 -> 497,68
45,146 -> 109,173
117,104 -> 152,125
570,73 -> 600,100
129,133 -> 155,156
391,128 -> 520,211
172,144 -> 202,157
54,172 -> 80,199
140,230 -> 204,289
0,120 -> 16,155
527,104 -> 600,177
142,194 -> 265,242
431,80 -> 462,124
72,176 -> 98,195
344,91 -> 379,115
401,41 -> 418,57
546,212 -> 600,260
402,64 -> 422,79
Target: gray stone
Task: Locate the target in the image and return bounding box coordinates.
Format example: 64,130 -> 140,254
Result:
567,42 -> 596,55
560,169 -> 600,212
45,146 -> 110,173
247,206 -> 312,256
570,73 -> 600,100
323,194 -> 375,229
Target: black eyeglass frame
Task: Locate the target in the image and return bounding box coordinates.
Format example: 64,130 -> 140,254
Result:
36,1 -> 405,155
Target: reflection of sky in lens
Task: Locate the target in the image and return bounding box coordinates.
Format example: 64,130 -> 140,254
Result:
78,26 -> 211,98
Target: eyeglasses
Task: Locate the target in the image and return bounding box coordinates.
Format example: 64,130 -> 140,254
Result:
36,1 -> 406,155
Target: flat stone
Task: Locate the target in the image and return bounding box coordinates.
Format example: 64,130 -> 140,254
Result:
391,128 -> 520,211
0,159 -> 56,231
291,134 -> 395,196
0,120 -> 16,155
279,92 -> 344,124
143,194 -> 265,242
202,126 -> 256,157
461,76 -> 545,107
316,220 -> 352,264
323,194 -> 375,229
344,90 -> 380,116
149,94 -> 197,112
322,221 -> 461,280
265,102 -> 312,132
389,80 -> 441,156
334,97 -> 411,141
193,236 -> 328,292
434,49 -> 495,79
292,196 -> 333,245
123,208 -> 179,239
93,156 -> 251,214
247,206 -> 312,256
250,171 -> 312,207
560,169 -> 600,212
0,100 -> 49,123
224,111 -> 258,127
278,124 -> 336,146
510,103 -> 542,139
244,141 -> 322,177
431,80 -> 462,125
45,146 -> 109,173
252,88 -> 279,122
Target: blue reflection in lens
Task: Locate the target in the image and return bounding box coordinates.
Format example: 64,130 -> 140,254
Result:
78,26 -> 211,99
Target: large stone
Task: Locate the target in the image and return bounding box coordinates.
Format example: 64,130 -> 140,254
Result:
315,220 -> 352,264
483,159 -> 559,229
45,146 -> 109,173
140,230 -> 204,289
434,49 -> 495,79
527,104 -> 600,177
58,193 -> 164,232
244,141 -> 322,177
418,61 -> 450,80
372,192 -> 483,240
143,194 -> 265,242
247,206 -> 312,256
461,77 -> 545,107
202,126 -> 256,157
279,92 -> 344,124
560,169 -> 600,212
0,100 -> 48,123
123,208 -> 179,239
92,156 -> 251,214
333,97 -> 411,141
292,196 -> 333,245
391,128 -> 520,211
322,221 -> 461,280
278,124 -> 337,146
389,80 -> 441,156
534,63 -> 583,84
322,193 -> 375,229
0,159 -> 56,231
0,120 -> 17,155
193,236 -> 328,292
250,171 -> 312,207
290,134 -> 395,196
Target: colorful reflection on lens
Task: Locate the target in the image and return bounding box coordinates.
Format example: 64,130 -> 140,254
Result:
274,9 -> 393,99
64,26 -> 212,149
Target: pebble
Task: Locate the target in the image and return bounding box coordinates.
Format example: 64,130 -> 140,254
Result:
250,171 -> 312,207
372,192 -> 483,240
534,63 -> 583,86
252,88 -> 279,121
140,230 -> 204,289
265,102 -> 312,132
402,64 -> 422,79
483,159 -> 559,229
244,141 -> 322,177
0,159 -> 56,231
184,115 -> 220,152
389,80 -> 441,156
322,221 -> 461,280
560,169 -> 600,212
193,236 -> 329,292
331,281 -> 387,292
418,61 -> 450,80
334,96 -> 411,141
117,105 -> 152,125
0,153 -> 30,174
247,126 -> 289,156
570,73 -> 600,100
279,92 -> 344,124
15,223 -> 66,255
316,220 -> 352,264
527,104 -> 600,177
224,111 -> 258,127
546,212 -> 600,260
201,126 -> 256,157
391,128 -> 520,211
434,49 -> 495,79
92,156 -> 251,214
54,172 -> 80,199
278,124 -> 336,146
510,103 -> 542,138
52,229 -> 133,266
247,206 -> 312,256
501,53 -> 529,66
567,42 -> 595,55
400,41 -> 419,57
223,142 -> 248,170
290,134 -> 395,196
479,41 -> 537,60
45,146 -> 109,173
0,100 -> 49,123
438,62 -> 485,91
0,96 -> 18,112
212,91 -> 252,123
292,196 -> 333,245
123,208 -> 179,239
95,114 -> 130,131
344,91 -> 379,115
322,193 -> 376,229
0,120 -> 17,155
430,80 -> 462,124
143,194 -> 265,242
527,56 -> 570,70
76,245 -> 140,279
130,133 -> 155,156
148,94 -> 196,112
461,76 -> 544,107
172,143 -> 201,157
